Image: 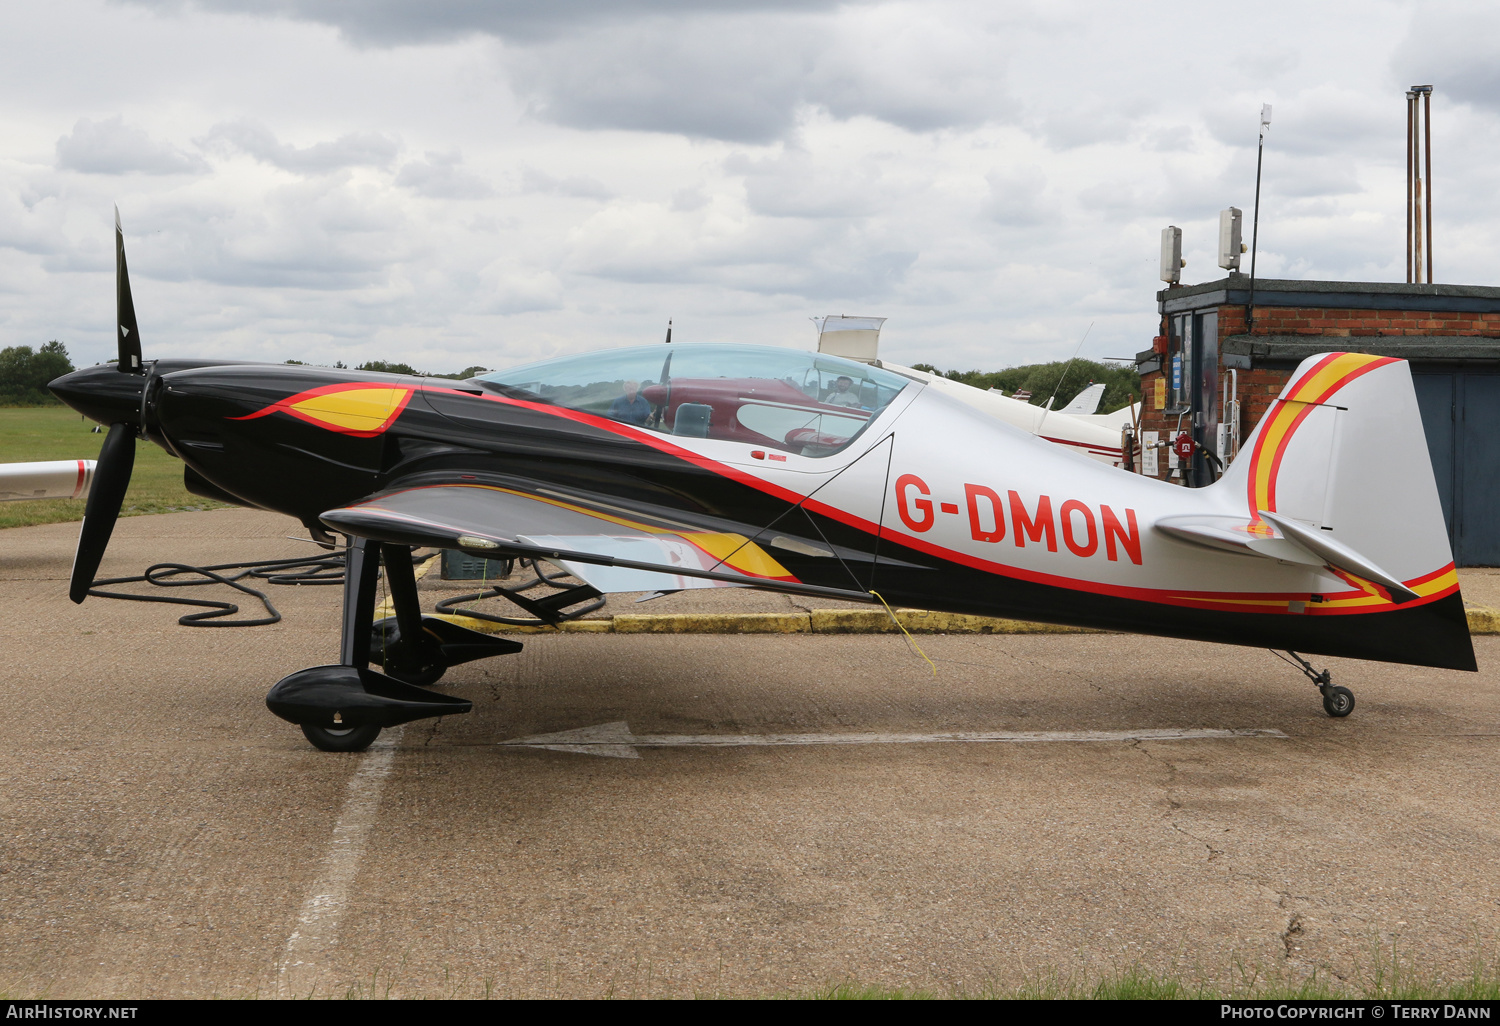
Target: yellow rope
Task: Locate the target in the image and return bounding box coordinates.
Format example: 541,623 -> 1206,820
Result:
870,590 -> 937,677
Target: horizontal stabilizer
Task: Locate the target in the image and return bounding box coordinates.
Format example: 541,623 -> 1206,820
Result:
1155,511 -> 1420,604
1258,511 -> 1420,604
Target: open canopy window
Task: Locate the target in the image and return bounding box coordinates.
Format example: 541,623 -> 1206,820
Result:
476,343 -> 912,457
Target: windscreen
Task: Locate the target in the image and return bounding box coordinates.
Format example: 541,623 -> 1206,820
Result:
476,343 -> 911,457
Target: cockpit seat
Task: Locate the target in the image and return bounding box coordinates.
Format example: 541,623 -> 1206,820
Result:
673,403 -> 713,438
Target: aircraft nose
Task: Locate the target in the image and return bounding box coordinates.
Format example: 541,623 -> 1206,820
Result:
49,364 -> 145,427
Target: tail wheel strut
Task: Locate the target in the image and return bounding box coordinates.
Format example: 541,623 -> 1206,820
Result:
1274,650 -> 1355,718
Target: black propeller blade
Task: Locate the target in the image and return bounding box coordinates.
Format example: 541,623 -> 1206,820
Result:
115,206 -> 142,375
69,422 -> 136,603
70,208 -> 147,603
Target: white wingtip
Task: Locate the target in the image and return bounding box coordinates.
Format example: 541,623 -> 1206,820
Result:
113,205 -> 121,231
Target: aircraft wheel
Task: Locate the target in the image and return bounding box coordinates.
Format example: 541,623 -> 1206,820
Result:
300,722 -> 381,752
1321,686 -> 1355,718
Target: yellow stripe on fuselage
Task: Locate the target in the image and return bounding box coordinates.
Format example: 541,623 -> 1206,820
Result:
447,485 -> 792,580
293,387 -> 410,433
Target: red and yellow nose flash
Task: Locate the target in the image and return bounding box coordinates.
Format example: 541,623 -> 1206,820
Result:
231,383 -> 414,437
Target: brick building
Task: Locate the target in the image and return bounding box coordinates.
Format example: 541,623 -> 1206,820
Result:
1134,273 -> 1500,565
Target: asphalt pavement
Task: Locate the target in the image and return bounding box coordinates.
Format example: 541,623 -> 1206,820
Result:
1,509 -> 1496,998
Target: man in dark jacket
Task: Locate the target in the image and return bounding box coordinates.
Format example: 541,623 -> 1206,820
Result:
608,380 -> 652,426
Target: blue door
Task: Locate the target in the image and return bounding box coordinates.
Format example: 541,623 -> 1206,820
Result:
1460,374 -> 1500,566
1412,373 -> 1456,545
1414,370 -> 1500,567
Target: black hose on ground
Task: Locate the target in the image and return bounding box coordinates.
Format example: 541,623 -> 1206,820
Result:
86,552 -> 350,626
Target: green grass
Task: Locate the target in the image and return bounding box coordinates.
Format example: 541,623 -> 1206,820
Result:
0,406 -> 230,529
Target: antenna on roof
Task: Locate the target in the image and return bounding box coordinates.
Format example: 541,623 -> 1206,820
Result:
664,319 -> 672,344
1248,102 -> 1272,332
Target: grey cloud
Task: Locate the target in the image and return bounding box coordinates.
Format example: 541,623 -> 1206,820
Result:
122,0 -> 846,45
670,187 -> 710,212
1034,104 -> 1145,151
1392,3 -> 1500,114
129,2 -> 1005,142
200,119 -> 399,173
565,207 -> 918,300
985,167 -> 1053,226
1205,96 -> 1393,160
1262,156 -> 1363,199
55,117 -> 207,175
398,152 -> 494,199
1142,125 -> 1196,154
134,180 -> 410,290
510,13 -> 1011,143
726,151 -> 885,219
519,167 -> 613,201
509,20 -> 812,143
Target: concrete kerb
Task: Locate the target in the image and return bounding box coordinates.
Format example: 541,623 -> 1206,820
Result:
1466,605 -> 1500,635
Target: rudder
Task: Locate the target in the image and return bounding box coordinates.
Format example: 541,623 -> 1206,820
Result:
1219,352 -> 1460,608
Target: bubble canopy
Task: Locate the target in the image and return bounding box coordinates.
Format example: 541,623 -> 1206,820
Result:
476,343 -> 913,457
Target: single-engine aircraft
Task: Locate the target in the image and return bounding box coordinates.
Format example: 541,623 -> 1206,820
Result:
50,213 -> 1475,752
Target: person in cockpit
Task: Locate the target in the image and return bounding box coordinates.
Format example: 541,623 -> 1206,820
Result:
608,380 -> 652,426
824,375 -> 862,408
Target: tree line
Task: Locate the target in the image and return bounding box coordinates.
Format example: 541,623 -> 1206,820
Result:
0,342 -> 74,405
290,359 -> 491,380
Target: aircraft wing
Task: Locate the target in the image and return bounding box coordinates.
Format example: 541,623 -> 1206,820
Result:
0,460 -> 94,502
319,478 -> 862,599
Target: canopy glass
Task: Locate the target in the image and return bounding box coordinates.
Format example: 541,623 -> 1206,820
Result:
477,343 -> 912,457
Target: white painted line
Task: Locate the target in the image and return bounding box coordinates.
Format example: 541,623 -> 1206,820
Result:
497,722 -> 1287,759
276,726 -> 402,998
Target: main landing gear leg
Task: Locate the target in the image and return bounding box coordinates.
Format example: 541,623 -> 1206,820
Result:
1277,650 -> 1355,718
300,536 -> 384,752
372,543 -> 446,686
265,537 -> 489,751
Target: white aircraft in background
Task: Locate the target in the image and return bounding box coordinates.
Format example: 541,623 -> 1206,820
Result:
883,363 -> 1130,465
0,461 -> 95,502
1057,381 -> 1107,415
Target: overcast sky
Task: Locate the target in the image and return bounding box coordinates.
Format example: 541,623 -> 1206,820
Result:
1,0 -> 1495,374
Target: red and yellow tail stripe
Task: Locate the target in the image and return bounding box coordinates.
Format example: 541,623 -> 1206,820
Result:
1161,562 -> 1458,616
231,382 -> 415,438
1244,353 -> 1399,520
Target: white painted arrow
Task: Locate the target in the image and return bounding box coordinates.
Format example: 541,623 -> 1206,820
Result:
496,722 -> 1288,759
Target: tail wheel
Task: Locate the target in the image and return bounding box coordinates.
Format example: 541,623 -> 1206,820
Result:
300,722 -> 381,752
1321,686 -> 1355,718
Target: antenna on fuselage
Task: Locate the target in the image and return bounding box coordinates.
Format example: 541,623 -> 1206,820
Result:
1036,321 -> 1093,433
664,319 -> 672,344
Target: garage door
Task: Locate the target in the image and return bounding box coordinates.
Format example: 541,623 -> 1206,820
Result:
1413,370 -> 1500,567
